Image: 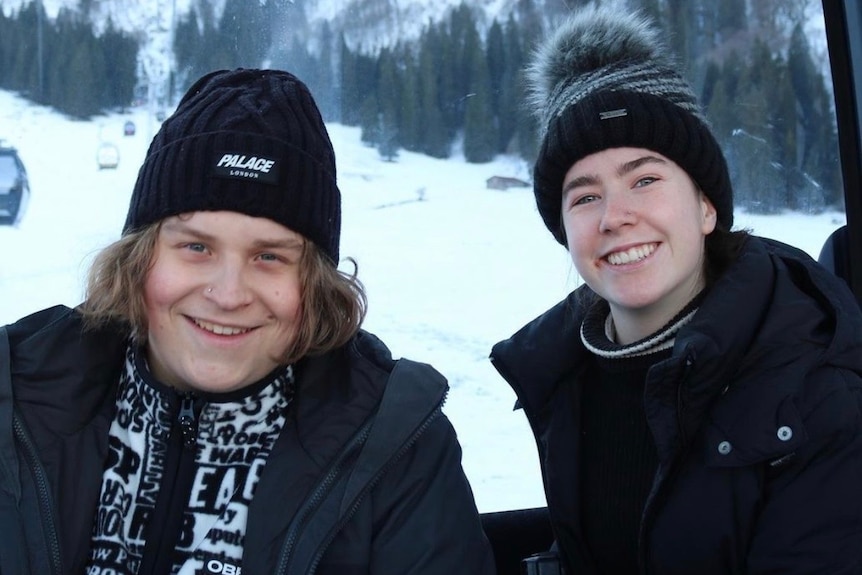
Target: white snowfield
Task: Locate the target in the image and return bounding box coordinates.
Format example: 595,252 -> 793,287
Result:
0,90 -> 846,511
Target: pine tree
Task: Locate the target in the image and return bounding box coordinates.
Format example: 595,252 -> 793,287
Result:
417,25 -> 450,158
635,0 -> 663,26
515,0 -> 542,54
61,17 -> 102,118
716,0 -> 747,33
174,11 -> 204,88
10,2 -> 39,95
731,40 -> 784,213
314,21 -> 337,120
485,19 -> 505,153
499,14 -> 524,155
436,17 -> 461,143
339,35 -> 361,126
788,21 -> 840,210
101,21 -> 138,109
359,97 -> 380,146
664,0 -> 697,81
397,43 -> 421,153
463,24 -> 496,163
220,0 -> 271,68
766,52 -> 797,211
789,23 -> 818,163
352,49 -> 378,134
376,47 -> 401,160
0,11 -> 11,85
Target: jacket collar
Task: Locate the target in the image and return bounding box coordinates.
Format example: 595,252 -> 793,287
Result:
490,289 -> 593,418
6,305 -> 127,434
243,329 -> 448,572
492,236 -> 862,457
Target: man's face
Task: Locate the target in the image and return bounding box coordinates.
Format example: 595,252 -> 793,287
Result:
143,211 -> 305,393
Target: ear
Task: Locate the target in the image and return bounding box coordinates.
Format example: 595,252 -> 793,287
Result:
700,192 -> 717,235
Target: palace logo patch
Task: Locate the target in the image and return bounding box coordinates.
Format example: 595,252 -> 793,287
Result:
213,152 -> 279,185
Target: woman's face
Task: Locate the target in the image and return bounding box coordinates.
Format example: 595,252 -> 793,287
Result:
143,211 -> 304,393
561,147 -> 717,343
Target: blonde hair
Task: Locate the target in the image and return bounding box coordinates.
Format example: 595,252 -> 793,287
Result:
80,221 -> 367,364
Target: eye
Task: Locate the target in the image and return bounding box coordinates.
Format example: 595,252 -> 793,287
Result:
256,251 -> 301,266
566,193 -> 599,209
634,176 -> 658,188
183,242 -> 207,253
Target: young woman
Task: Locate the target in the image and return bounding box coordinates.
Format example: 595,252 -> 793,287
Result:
491,6 -> 862,574
0,68 -> 495,575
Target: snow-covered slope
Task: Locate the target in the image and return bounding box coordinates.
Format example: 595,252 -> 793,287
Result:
0,86 -> 846,511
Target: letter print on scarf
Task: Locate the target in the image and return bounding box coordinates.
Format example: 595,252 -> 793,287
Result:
87,345 -> 293,575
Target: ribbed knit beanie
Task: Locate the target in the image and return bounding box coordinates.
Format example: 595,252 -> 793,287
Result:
124,68 -> 341,262
527,5 -> 733,245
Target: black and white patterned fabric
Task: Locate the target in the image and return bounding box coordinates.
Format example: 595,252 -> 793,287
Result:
86,345 -> 293,575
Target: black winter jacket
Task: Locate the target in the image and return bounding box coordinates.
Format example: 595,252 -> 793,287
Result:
491,236 -> 862,575
0,305 -> 495,575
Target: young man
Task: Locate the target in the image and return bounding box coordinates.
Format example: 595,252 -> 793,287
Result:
1,68 -> 495,575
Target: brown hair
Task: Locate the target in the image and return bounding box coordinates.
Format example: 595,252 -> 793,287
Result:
80,221 -> 367,364
704,224 -> 750,288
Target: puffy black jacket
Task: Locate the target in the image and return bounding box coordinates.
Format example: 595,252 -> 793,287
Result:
0,305 -> 495,575
491,236 -> 862,575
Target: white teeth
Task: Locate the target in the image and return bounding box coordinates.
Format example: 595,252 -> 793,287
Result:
606,244 -> 656,265
193,319 -> 249,336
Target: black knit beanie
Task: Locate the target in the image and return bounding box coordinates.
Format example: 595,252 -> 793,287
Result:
527,6 -> 733,245
124,68 -> 341,263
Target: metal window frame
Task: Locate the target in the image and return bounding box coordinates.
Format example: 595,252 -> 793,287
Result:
823,0 -> 862,301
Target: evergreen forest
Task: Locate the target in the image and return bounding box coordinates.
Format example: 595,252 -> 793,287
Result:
0,1 -> 136,119
0,0 -> 842,213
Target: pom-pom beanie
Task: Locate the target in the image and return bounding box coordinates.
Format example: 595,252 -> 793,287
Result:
527,5 -> 733,244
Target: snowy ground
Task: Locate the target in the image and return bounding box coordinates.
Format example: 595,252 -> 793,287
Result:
0,90 -> 847,512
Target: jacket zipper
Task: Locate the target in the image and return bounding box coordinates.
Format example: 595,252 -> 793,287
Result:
138,391 -> 199,575
274,414 -> 376,575
638,353 -> 696,575
675,352 -> 696,447
13,414 -> 62,575
305,402 -> 445,575
177,393 -> 198,449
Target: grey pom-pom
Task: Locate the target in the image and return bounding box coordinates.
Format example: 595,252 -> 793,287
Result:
526,5 -> 670,121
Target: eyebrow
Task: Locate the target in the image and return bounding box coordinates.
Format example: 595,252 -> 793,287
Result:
251,238 -> 305,251
617,155 -> 667,177
162,220 -> 304,250
562,154 -> 668,196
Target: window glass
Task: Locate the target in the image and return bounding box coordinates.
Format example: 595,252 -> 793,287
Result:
0,155 -> 18,186
0,0 -> 846,512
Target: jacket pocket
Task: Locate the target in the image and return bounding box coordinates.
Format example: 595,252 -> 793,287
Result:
703,395 -> 806,468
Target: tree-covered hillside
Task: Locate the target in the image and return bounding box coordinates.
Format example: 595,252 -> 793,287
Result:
0,0 -> 840,212
0,1 -> 137,118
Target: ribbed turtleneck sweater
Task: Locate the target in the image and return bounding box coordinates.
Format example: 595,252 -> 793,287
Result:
576,295 -> 702,574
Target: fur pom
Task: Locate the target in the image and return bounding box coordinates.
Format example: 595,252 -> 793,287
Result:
526,4 -> 669,120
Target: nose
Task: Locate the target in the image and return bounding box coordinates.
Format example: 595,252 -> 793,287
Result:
598,191 -> 636,233
203,261 -> 253,309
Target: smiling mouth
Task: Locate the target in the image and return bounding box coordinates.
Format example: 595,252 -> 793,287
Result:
605,243 -> 658,265
192,318 -> 252,336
